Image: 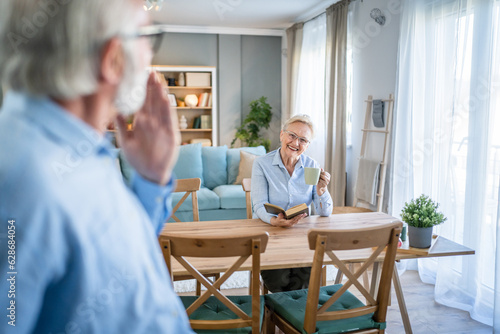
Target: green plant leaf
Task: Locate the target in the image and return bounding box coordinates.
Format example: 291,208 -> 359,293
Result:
231,96 -> 273,151
400,194 -> 447,228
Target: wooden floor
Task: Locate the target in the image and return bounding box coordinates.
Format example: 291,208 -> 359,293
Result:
383,271 -> 491,334
180,270 -> 492,334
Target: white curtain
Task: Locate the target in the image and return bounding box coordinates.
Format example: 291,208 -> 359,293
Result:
293,14 -> 327,167
391,0 -> 500,327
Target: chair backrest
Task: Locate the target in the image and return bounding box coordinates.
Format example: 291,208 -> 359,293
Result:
160,232 -> 269,333
303,222 -> 402,334
172,178 -> 201,222
242,178 -> 252,219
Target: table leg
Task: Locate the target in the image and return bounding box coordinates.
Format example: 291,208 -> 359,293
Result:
370,262 -> 381,299
392,267 -> 413,334
334,267 -> 343,284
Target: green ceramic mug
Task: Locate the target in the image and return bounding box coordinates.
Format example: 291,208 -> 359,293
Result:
304,167 -> 321,185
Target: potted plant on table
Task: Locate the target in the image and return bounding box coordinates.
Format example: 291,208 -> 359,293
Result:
231,96 -> 273,152
400,194 -> 447,248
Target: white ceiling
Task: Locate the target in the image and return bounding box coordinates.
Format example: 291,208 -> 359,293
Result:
150,0 -> 340,31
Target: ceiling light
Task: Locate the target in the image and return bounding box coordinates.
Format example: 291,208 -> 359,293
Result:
370,8 -> 386,26
144,0 -> 164,11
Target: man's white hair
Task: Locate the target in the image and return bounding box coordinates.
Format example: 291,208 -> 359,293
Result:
0,0 -> 139,99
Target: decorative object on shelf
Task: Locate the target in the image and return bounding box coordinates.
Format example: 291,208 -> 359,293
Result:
190,138 -> 212,147
126,115 -> 134,131
178,72 -> 185,86
178,97 -> 186,107
179,115 -> 188,129
167,77 -> 176,86
400,194 -> 446,248
167,93 -> 177,107
231,96 -> 272,152
370,8 -> 386,26
184,94 -> 198,107
143,0 -> 163,11
185,72 -> 211,87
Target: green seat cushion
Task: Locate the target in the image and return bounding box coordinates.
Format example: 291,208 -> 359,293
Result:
212,185 -> 246,209
181,295 -> 264,334
171,187 -> 220,212
202,145 -> 228,189
264,284 -> 386,334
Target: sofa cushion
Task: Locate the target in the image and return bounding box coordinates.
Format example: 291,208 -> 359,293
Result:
171,187 -> 220,212
202,145 -> 228,189
234,150 -> 260,185
213,185 -> 246,209
173,143 -> 204,183
227,146 -> 266,185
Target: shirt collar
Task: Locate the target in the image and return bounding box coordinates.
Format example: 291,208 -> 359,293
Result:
272,148 -> 305,170
4,91 -> 114,157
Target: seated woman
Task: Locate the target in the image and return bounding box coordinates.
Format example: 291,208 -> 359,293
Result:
251,114 -> 333,292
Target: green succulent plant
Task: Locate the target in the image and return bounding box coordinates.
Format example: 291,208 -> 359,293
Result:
400,194 -> 447,228
231,96 -> 272,152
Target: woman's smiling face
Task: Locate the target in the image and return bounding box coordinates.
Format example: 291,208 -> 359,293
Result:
279,121 -> 312,161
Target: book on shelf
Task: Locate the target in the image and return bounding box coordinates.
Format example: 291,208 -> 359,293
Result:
207,92 -> 212,107
264,203 -> 308,219
197,92 -> 211,107
193,116 -> 201,129
200,115 -> 211,129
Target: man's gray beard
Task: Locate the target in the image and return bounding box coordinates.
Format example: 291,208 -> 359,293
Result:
114,46 -> 149,116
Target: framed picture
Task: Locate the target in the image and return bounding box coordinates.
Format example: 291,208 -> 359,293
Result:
167,93 -> 177,107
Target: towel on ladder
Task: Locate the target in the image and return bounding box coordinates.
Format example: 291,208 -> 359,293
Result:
372,99 -> 385,127
355,158 -> 381,206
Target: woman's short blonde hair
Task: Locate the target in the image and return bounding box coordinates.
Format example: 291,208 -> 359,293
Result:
282,114 -> 315,139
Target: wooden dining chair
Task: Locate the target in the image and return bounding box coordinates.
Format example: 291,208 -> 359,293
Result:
331,207 -> 374,293
243,177 -> 272,296
160,232 -> 269,334
171,178 -> 201,222
170,177 -> 220,295
264,222 -> 402,334
242,178 -> 253,219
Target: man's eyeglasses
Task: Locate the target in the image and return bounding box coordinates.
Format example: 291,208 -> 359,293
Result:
125,25 -> 166,53
283,130 -> 310,145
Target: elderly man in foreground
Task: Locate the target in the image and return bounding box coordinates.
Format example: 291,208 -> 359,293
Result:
0,0 -> 193,333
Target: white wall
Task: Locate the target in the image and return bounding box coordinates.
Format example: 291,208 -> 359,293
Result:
346,0 -> 401,207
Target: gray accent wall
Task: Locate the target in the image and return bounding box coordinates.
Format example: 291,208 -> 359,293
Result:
241,36 -> 282,150
152,32 -> 282,149
153,33 -> 218,66
218,35 -> 242,147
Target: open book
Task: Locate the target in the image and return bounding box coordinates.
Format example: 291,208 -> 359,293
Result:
264,203 -> 308,219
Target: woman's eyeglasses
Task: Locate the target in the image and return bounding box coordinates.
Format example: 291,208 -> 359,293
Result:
283,130 -> 310,145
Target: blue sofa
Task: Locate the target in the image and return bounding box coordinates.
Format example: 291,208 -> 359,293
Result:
168,144 -> 266,222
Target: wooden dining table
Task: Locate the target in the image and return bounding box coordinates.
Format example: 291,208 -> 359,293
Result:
161,212 -> 475,334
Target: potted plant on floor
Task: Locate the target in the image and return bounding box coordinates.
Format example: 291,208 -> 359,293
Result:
231,96 -> 272,152
400,194 -> 447,248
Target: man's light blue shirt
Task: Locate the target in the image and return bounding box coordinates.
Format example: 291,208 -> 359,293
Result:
0,92 -> 193,333
251,149 -> 333,224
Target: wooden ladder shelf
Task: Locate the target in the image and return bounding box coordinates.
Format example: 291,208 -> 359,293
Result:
354,94 -> 394,212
